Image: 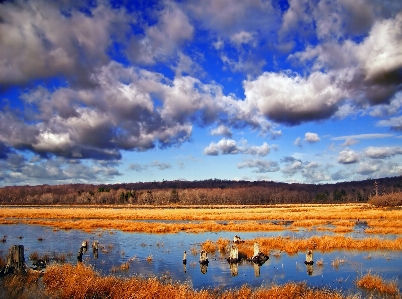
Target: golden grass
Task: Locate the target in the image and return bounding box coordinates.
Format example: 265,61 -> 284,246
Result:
1,203 -> 402,234
356,272 -> 400,296
38,263 -> 355,299
1,203 -> 400,222
202,235 -> 402,256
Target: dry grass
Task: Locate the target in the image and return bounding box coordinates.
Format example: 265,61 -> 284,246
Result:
202,235 -> 402,256
202,239 -> 217,253
38,263 -> 356,299
1,203 -> 401,234
0,203 -> 399,221
356,272 -> 400,297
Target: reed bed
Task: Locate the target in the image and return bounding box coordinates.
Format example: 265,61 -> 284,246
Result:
1,203 -> 401,223
2,204 -> 402,234
202,235 -> 402,256
356,272 -> 400,297
37,263 -> 355,299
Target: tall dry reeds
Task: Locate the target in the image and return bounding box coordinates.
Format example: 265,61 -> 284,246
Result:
202,235 -> 402,256
356,272 -> 400,297
40,263 -> 354,299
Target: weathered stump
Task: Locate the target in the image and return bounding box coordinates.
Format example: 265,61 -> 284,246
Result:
182,251 -> 187,264
304,250 -> 314,265
199,250 -> 209,265
92,240 -> 99,259
77,247 -> 84,262
248,242 -> 269,266
0,245 -> 26,276
253,242 -> 260,258
226,244 -> 239,263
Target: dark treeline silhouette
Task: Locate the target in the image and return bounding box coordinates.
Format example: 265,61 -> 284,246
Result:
0,176 -> 401,205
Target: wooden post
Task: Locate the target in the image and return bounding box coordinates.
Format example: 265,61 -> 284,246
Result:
199,250 -> 208,264
0,245 -> 26,276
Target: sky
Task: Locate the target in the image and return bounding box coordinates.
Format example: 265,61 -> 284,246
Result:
0,0 -> 402,187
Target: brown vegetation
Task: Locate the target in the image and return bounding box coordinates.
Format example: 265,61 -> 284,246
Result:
202,235 -> 402,256
356,272 -> 400,297
369,192 -> 402,207
39,263 -> 353,299
1,204 -> 402,235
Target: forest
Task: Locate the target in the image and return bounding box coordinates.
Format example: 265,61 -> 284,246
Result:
0,176 -> 401,205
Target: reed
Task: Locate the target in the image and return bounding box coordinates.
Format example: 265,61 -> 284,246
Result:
356,272 -> 400,296
203,235 -> 402,255
38,263 -> 355,299
1,203 -> 400,222
202,239 -> 217,253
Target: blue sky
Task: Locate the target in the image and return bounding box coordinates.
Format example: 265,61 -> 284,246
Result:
1,0 -> 402,186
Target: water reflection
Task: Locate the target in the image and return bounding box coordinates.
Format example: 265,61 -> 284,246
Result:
0,224 -> 401,294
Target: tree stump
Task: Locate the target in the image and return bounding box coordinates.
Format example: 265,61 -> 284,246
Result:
0,245 -> 26,276
199,250 -> 209,265
304,250 -> 314,265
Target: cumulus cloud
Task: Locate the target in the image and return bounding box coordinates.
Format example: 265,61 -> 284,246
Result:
364,146 -> 402,159
126,2 -> 194,65
210,125 -> 232,138
204,138 -> 270,156
0,1 -> 129,88
304,132 -> 320,143
237,159 -> 279,173
337,149 -> 359,164
0,155 -> 121,186
243,71 -> 343,125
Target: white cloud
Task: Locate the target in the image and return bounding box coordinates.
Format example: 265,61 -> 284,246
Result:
204,138 -> 270,157
243,71 -> 343,125
304,132 -> 320,143
364,146 -> 402,159
210,125 -> 232,138
338,149 -> 359,164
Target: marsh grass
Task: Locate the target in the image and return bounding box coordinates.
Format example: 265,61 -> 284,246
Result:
202,235 -> 402,256
356,272 -> 400,296
39,263 -> 356,299
2,204 -> 402,234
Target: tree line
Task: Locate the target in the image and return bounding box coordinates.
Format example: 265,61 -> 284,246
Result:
0,176 -> 401,205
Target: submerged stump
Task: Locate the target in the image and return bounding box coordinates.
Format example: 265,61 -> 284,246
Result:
0,245 -> 26,276
304,250 -> 314,265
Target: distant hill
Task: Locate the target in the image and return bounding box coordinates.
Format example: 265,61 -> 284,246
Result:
0,176 -> 401,205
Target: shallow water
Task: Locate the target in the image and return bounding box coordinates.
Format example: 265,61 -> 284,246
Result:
1,224 -> 401,295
